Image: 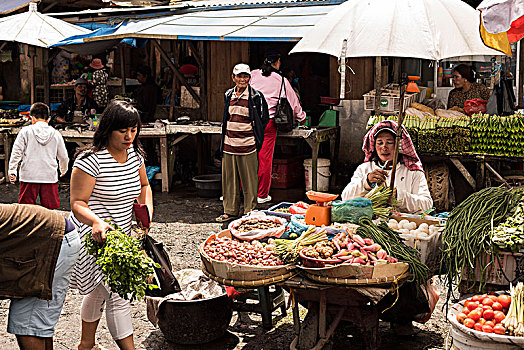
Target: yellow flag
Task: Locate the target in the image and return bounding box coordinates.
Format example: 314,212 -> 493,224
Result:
480,20 -> 512,56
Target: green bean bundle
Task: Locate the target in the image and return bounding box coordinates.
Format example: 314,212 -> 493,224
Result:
357,217 -> 430,288
441,186 -> 522,294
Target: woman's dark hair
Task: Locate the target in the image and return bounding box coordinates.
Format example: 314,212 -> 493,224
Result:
261,48 -> 281,77
137,65 -> 155,84
453,64 -> 476,83
75,100 -> 144,159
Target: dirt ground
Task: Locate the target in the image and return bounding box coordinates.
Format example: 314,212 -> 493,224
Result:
0,182 -> 450,350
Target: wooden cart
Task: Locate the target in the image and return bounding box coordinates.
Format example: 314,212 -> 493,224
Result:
281,276 -> 403,350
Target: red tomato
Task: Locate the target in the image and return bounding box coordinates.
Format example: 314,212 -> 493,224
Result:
478,318 -> 486,325
494,311 -> 506,324
480,294 -> 489,301
474,322 -> 483,331
468,310 -> 482,322
493,324 -> 506,335
464,300 -> 473,309
492,302 -> 503,311
463,318 -> 475,328
472,295 -> 482,302
482,324 -> 494,333
485,320 -> 496,328
456,312 -> 467,323
467,301 -> 480,311
489,295 -> 499,302
482,298 -> 494,307
482,305 -> 493,312
462,307 -> 470,315
498,295 -> 511,309
483,309 -> 495,320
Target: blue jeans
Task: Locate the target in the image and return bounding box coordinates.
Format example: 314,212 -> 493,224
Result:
7,228 -> 81,337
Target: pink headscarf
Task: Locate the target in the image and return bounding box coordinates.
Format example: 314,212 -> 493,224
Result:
363,120 -> 424,172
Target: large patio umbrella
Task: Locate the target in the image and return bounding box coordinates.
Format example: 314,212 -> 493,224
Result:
289,0 -> 502,197
0,2 -> 90,47
477,0 -> 524,56
290,0 -> 501,60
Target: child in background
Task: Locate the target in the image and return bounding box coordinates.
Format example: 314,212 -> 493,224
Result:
8,102 -> 69,209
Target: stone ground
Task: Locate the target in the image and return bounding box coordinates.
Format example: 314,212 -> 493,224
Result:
0,182 -> 450,349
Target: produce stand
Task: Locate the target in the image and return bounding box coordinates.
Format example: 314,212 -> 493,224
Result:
281,275 -> 405,350
4,125 -> 173,192
165,123 -> 339,191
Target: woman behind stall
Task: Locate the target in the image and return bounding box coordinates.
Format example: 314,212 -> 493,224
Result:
89,58 -> 109,112
447,64 -> 491,109
250,49 -> 306,203
68,100 -> 153,350
341,120 -> 433,214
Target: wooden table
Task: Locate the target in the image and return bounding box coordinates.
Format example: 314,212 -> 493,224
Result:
280,276 -> 397,350
5,126 -> 173,192
165,124 -> 339,191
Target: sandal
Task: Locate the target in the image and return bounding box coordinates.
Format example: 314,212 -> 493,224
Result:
216,214 -> 235,222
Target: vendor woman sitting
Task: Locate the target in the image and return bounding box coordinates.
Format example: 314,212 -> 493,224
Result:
342,120 -> 433,214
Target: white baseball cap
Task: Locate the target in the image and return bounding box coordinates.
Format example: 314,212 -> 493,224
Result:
232,63 -> 251,76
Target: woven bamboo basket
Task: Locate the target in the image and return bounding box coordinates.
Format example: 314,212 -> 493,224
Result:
199,230 -> 296,285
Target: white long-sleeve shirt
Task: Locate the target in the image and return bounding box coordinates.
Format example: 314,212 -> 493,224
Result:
8,122 -> 69,183
341,162 -> 433,214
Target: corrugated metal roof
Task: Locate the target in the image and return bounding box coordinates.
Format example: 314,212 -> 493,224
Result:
0,0 -> 32,15
81,4 -> 337,42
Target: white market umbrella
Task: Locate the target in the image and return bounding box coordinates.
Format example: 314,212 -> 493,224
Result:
0,2 -> 90,48
289,0 -> 502,60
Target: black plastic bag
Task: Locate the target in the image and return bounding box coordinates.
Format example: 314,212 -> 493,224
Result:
143,235 -> 181,296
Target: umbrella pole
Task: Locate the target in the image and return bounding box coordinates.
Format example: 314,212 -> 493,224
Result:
389,74 -> 407,204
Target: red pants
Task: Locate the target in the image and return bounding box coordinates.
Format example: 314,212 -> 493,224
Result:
258,119 -> 277,198
19,182 -> 60,210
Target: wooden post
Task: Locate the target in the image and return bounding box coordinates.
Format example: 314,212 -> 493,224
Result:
198,41 -> 207,121
43,49 -> 50,105
30,47 -> 35,104
518,41 -> 524,107
151,39 -> 200,105
374,56 -> 382,112
389,74 -> 407,202
119,46 -> 126,95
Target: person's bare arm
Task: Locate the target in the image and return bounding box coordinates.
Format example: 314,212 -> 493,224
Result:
136,164 -> 153,221
70,167 -> 111,242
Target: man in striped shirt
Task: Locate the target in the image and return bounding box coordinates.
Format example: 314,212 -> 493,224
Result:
217,63 -> 269,222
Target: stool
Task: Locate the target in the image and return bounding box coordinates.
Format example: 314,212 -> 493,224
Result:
232,285 -> 287,330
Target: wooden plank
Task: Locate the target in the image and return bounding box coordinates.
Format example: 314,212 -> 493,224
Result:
374,57 -> 381,111
346,57 -> 374,100
486,162 -> 512,189
319,291 -> 327,339
450,158 -> 476,189
329,56 -> 340,99
160,136 -> 169,192
43,48 -> 50,105
119,46 -> 126,95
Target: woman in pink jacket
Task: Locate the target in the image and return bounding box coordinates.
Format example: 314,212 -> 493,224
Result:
250,49 -> 306,203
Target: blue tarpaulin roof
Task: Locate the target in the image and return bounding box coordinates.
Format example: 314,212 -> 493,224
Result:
0,0 -> 32,14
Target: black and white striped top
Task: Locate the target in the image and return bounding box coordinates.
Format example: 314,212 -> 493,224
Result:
69,146 -> 143,295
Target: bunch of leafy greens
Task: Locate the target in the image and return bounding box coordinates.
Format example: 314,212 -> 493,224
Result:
85,221 -> 159,301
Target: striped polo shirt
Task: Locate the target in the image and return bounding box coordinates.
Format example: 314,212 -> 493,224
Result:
223,86 -> 256,155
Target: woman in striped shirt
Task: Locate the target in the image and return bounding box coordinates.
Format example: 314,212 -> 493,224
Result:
69,100 -> 153,350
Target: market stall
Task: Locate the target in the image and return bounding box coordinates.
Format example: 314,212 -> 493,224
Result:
197,189 -> 441,349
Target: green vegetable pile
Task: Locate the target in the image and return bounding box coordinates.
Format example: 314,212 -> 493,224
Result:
492,199 -> 524,252
357,217 -> 430,288
441,186 -> 522,295
85,222 -> 159,301
470,114 -> 524,156
364,184 -> 398,219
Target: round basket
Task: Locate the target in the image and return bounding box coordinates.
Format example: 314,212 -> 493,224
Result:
202,265 -> 297,287
447,301 -> 524,348
199,230 -> 296,283
298,261 -> 410,286
299,248 -> 342,268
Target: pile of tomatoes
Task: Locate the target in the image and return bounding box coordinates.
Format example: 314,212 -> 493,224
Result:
456,294 -> 512,335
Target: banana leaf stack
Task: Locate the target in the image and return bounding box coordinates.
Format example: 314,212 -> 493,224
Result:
470,114 -> 524,156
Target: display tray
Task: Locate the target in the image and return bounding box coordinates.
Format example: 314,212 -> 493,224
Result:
263,202 -> 294,219
199,230 -> 296,284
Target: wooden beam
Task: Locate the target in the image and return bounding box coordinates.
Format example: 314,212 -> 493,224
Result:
186,40 -> 203,69
486,162 -> 512,189
43,49 -> 50,105
374,56 -> 382,111
519,41 -> 524,108
119,46 -> 126,95
152,39 -> 200,105
450,158 -> 476,189
199,41 -> 207,121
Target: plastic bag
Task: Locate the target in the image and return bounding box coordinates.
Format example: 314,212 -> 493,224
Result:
289,201 -> 309,215
414,277 -> 440,324
288,214 -> 310,236
463,98 -> 487,115
331,197 -> 373,224
228,212 -> 287,241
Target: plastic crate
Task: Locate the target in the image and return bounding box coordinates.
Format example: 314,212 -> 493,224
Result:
264,202 -> 294,220
363,92 -> 417,112
462,251 -> 524,286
